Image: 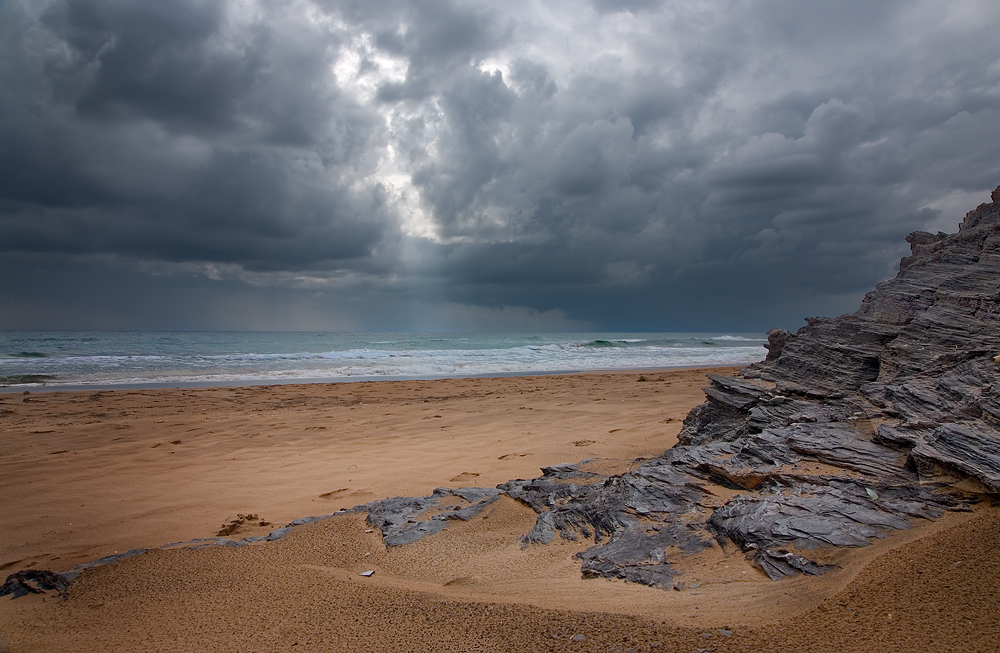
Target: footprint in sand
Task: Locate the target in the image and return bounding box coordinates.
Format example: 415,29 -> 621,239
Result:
318,488 -> 350,499
0,558 -> 25,571
572,440 -> 597,447
498,452 -> 532,460
449,472 -> 480,482
216,513 -> 271,537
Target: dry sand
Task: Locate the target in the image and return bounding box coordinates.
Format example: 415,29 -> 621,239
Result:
1,368 -> 997,652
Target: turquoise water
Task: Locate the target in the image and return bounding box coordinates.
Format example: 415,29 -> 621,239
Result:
0,331 -> 767,389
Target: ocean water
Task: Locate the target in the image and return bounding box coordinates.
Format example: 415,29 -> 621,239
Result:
0,331 -> 768,390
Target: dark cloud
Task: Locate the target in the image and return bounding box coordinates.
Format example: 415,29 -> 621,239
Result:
2,0 -> 999,331
44,0 -> 244,131
1,0 -> 391,275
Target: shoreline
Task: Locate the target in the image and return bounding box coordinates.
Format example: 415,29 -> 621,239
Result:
0,363 -> 746,394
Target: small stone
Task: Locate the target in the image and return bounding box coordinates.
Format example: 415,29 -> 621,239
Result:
359,570 -> 374,577
718,629 -> 732,637
570,633 -> 586,642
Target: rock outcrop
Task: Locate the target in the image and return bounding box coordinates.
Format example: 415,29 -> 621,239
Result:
488,186 -> 1000,584
353,189 -> 1000,586
378,186 -> 999,587
355,486 -> 502,546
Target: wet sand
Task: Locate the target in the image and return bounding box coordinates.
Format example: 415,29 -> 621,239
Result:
1,367 -> 997,652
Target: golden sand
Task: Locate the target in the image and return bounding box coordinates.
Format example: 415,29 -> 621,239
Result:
1,368 -> 997,652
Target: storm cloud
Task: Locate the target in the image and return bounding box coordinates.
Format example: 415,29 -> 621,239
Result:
2,0 -> 999,331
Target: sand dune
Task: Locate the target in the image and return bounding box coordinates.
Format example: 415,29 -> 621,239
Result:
1,368 -> 997,652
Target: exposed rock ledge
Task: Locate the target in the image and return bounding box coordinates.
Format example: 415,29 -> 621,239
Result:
7,188 -> 1000,596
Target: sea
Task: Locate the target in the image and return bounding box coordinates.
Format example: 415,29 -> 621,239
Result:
0,331 -> 768,391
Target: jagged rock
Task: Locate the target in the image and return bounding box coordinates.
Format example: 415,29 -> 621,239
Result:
1,569 -> 71,599
577,528 -> 705,588
706,479 -> 957,551
911,423 -> 1000,491
763,328 -> 795,362
356,487 -> 501,547
491,186 -> 1000,586
753,549 -> 836,581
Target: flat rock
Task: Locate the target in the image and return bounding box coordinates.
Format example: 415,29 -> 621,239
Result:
357,487 -> 502,547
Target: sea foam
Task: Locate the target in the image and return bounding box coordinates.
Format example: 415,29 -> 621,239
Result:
0,331 -> 767,388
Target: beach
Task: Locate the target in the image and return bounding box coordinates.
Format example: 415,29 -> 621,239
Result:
1,367 -> 998,652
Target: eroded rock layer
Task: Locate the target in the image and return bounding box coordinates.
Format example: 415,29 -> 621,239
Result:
493,187 -> 1000,584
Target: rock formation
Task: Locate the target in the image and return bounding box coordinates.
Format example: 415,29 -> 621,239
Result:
354,487 -> 502,546
362,187 -> 1000,585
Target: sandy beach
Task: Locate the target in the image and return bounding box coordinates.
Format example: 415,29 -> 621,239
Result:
1,367 -> 997,652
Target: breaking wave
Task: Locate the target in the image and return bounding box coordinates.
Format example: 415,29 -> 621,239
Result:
0,331 -> 768,388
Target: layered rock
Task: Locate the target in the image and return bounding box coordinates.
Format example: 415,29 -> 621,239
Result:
486,187 -> 1000,584
355,486 -> 502,546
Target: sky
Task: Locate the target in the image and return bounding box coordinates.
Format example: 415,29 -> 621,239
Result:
2,0 -> 999,333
